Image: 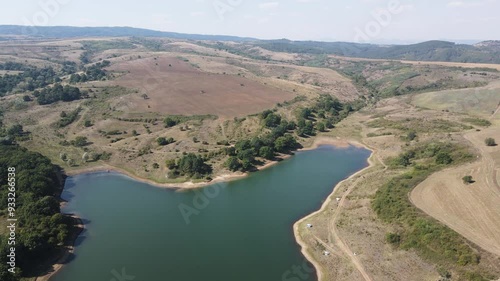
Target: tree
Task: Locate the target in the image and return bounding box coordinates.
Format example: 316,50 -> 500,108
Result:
165,159 -> 177,169
485,138 -> 497,146
259,146 -> 275,160
250,137 -> 264,154
385,233 -> 401,245
235,140 -> 252,153
72,136 -> 88,147
176,153 -> 212,177
462,175 -> 474,184
298,108 -> 313,119
241,159 -> 253,171
157,137 -> 168,146
7,124 -> 23,137
275,134 -> 298,153
84,120 -> 93,127
164,117 -> 178,128
225,156 -> 241,172
406,131 -> 417,141
392,151 -> 414,167
316,122 -> 326,132
436,152 -> 453,165
22,95 -> 32,102
264,113 -> 281,128
237,149 -> 255,163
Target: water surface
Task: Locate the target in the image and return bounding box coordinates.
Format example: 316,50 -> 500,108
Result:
52,145 -> 370,281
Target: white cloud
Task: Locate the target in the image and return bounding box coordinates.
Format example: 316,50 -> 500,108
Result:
190,11 -> 205,17
258,17 -> 271,24
400,4 -> 415,11
447,1 -> 484,8
259,2 -> 279,10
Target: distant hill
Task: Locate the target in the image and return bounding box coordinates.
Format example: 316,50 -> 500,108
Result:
254,40 -> 500,64
1,25 -> 499,64
0,25 -> 256,42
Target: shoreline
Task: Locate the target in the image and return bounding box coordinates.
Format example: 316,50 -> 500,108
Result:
38,136 -> 369,281
64,137 -> 364,190
34,215 -> 84,281
293,141 -> 376,281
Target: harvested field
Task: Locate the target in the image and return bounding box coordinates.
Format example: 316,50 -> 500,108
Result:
106,56 -> 296,117
411,126 -> 500,256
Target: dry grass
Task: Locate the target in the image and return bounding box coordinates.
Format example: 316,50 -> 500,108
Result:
411,80 -> 500,119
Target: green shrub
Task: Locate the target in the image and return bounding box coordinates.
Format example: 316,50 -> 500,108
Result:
485,138 -> 496,146
462,175 -> 474,184
461,118 -> 491,127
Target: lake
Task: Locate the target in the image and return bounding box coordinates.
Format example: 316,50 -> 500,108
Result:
51,145 -> 370,281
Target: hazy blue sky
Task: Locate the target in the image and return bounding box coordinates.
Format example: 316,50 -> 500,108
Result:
3,0 -> 500,42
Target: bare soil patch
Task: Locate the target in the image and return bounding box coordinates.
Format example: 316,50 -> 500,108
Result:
106,56 -> 296,117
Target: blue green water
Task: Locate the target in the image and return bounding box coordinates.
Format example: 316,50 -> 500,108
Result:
51,145 -> 370,281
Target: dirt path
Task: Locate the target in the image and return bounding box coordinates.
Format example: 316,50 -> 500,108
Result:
323,152 -> 388,281
327,173 -> 375,281
492,104 -> 500,119
411,127 -> 500,256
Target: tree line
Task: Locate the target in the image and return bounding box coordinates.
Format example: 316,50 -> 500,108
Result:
34,84 -> 83,105
0,144 -> 70,280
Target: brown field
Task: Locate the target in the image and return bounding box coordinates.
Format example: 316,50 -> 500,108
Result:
105,56 -> 296,117
411,126 -> 500,256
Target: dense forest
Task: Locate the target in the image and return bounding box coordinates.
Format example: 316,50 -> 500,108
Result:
0,144 -> 69,281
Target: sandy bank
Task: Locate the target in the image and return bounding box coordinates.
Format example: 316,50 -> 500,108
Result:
293,141 -> 376,281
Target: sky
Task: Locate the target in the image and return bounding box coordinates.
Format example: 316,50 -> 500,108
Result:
2,0 -> 500,43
